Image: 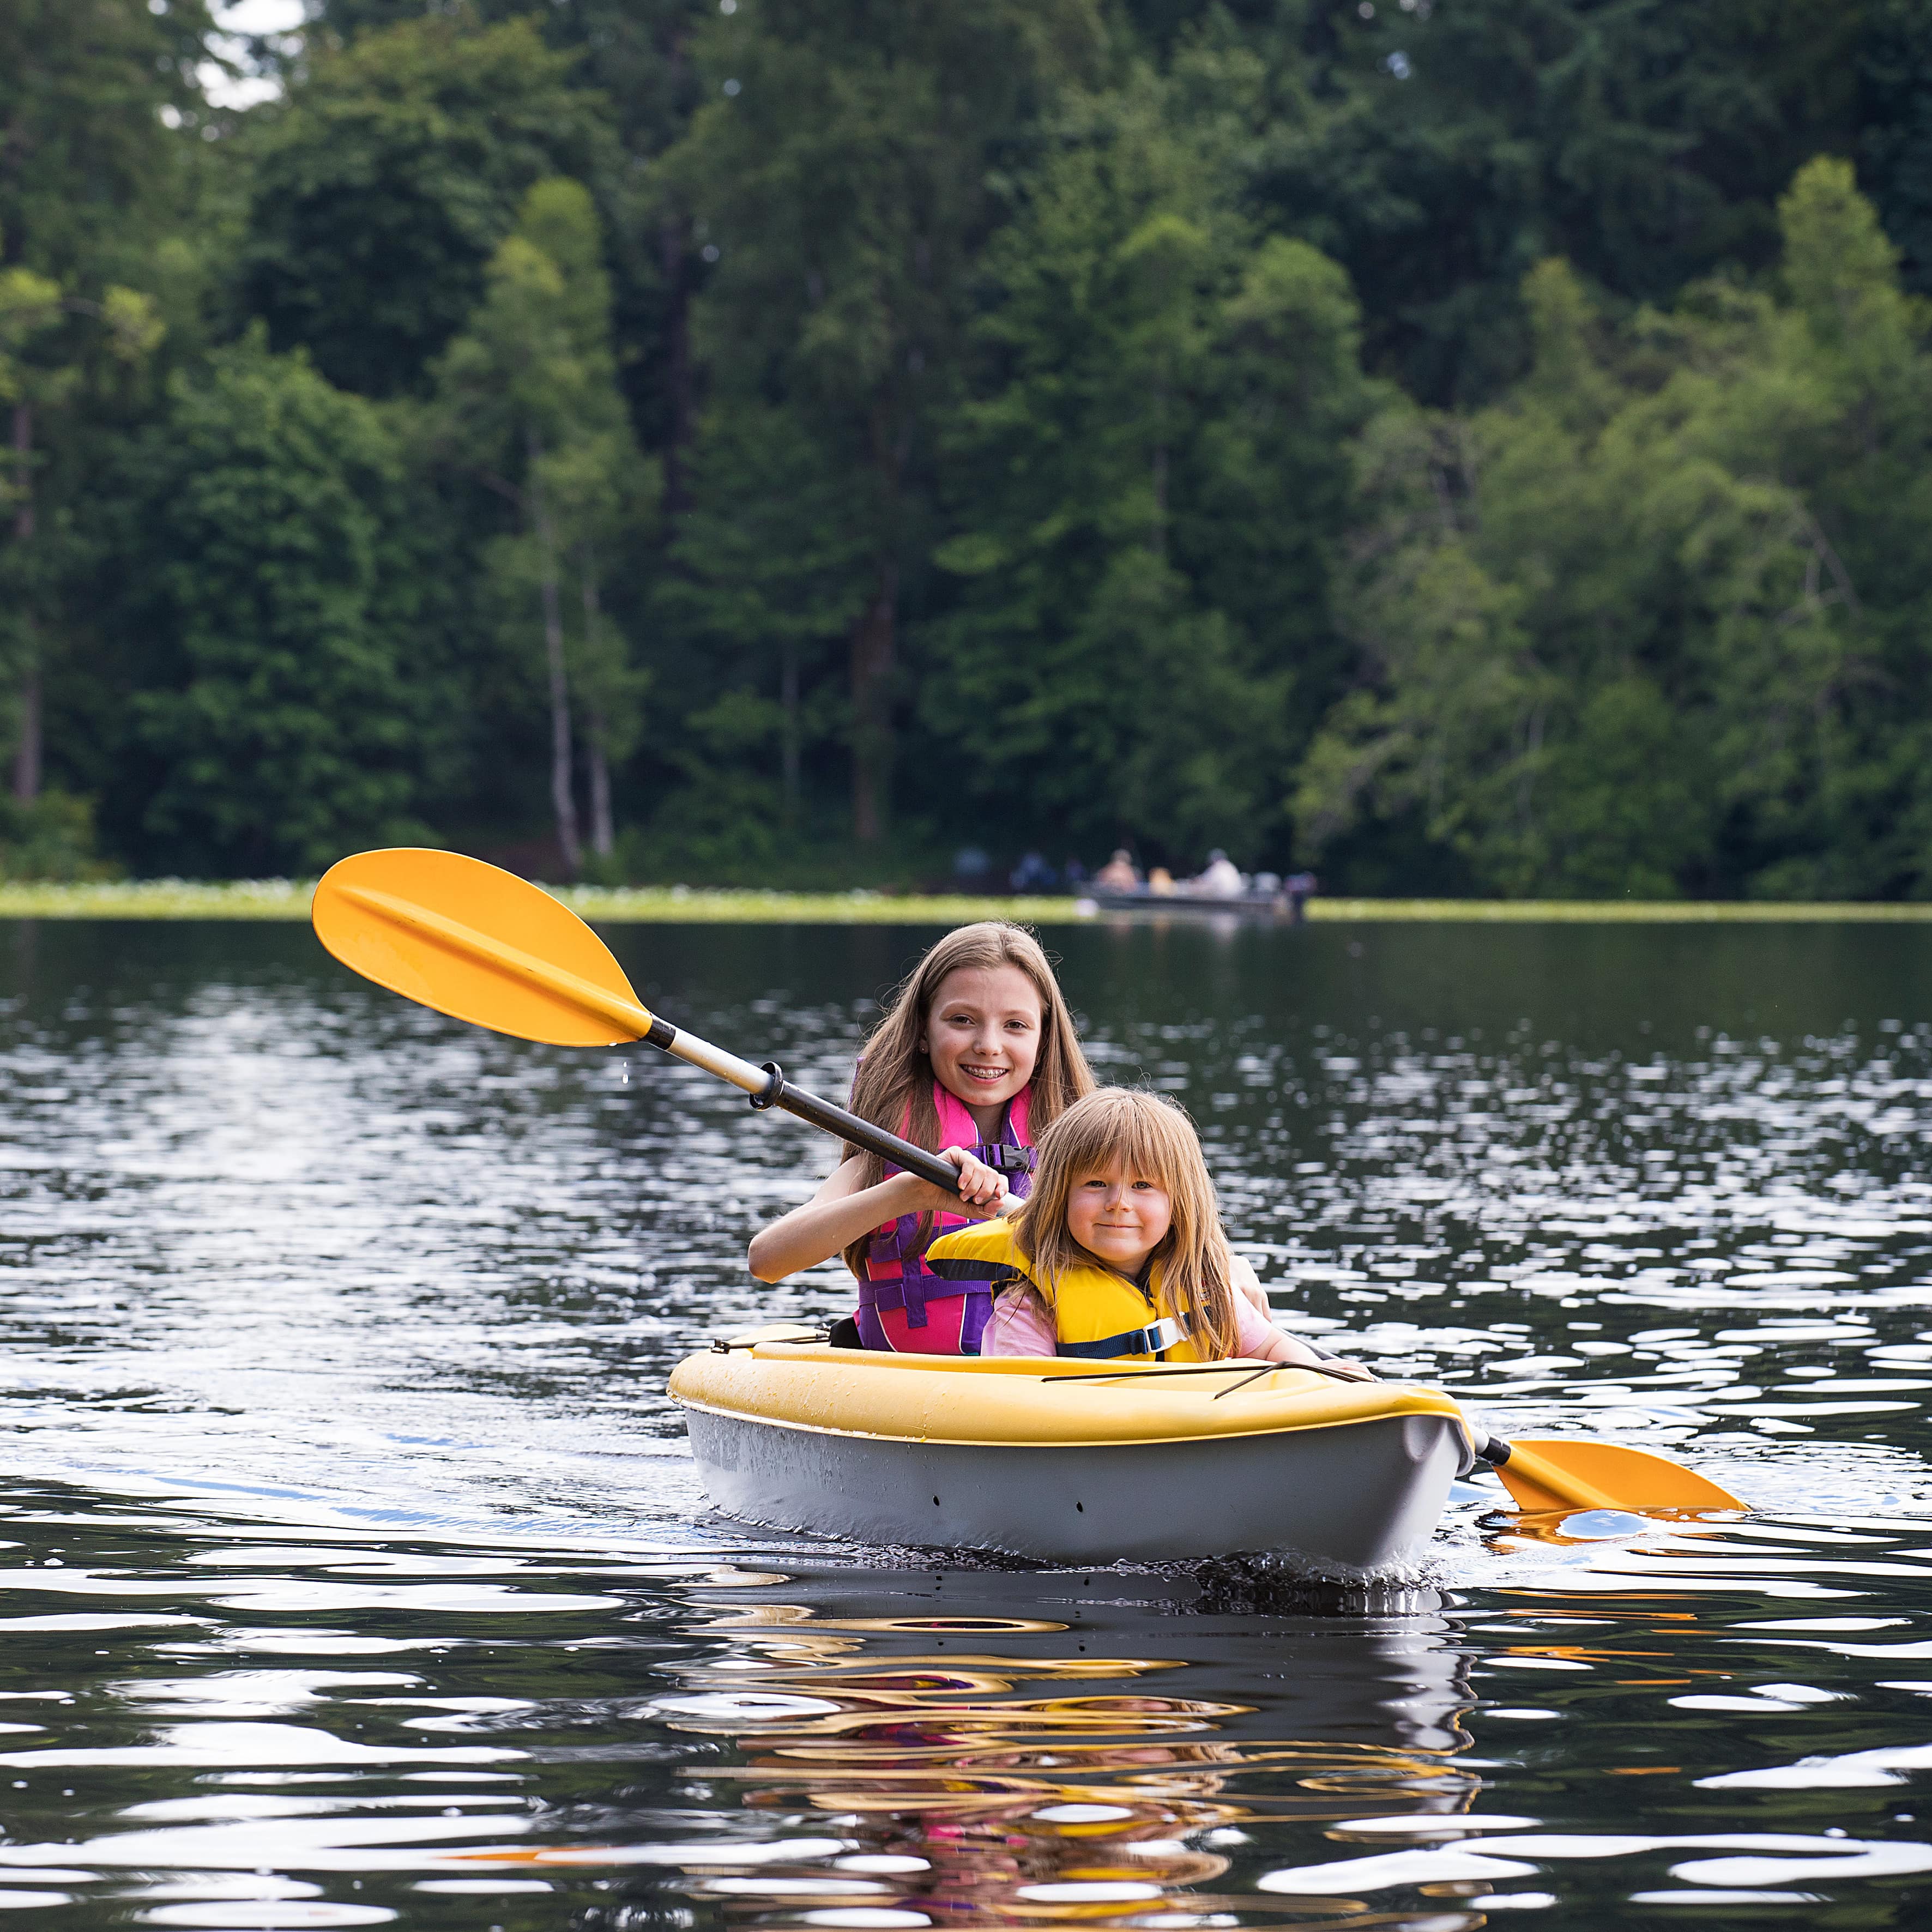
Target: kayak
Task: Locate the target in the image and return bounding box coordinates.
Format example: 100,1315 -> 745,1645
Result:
668,1332 -> 1476,1569
310,849 -> 1745,1536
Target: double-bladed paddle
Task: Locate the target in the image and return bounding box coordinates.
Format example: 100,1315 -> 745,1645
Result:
310,847 -> 1746,1518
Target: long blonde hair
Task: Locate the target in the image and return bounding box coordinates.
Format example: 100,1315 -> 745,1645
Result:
840,922 -> 1095,1273
1012,1088 -> 1240,1360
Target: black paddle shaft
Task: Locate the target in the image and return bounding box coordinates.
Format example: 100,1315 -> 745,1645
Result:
720,1052 -> 965,1193
752,1063 -> 962,1190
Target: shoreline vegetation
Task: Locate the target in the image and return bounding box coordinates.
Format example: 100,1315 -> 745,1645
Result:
3,880 -> 1932,925
17,10 -> 1932,906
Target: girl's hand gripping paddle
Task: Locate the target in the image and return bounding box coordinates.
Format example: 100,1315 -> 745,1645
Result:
310,847 -> 1746,1519
310,847 -> 961,1191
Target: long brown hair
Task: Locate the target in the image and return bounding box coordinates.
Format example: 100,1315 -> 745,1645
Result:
1011,1088 -> 1240,1360
839,922 -> 1095,1275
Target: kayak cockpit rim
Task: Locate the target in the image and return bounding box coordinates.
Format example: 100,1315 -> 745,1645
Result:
667,1330 -> 1471,1454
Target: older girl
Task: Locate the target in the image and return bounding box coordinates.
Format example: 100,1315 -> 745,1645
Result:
926,1087 -> 1373,1370
747,922 -> 1096,1353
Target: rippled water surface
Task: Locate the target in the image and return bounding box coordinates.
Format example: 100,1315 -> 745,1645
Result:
4,913 -> 1932,1928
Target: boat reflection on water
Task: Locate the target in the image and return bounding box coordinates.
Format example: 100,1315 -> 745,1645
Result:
655,1565 -> 1484,1932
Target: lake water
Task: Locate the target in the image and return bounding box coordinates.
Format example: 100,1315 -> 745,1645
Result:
3,914 -> 1932,1929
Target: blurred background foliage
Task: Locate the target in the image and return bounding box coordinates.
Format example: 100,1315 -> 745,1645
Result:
7,0 -> 1932,896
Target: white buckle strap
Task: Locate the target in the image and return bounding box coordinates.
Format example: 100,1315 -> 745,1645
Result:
1056,1310 -> 1194,1361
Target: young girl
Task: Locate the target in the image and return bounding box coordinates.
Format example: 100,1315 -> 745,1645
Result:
747,922 -> 1096,1353
925,1087 -> 1374,1370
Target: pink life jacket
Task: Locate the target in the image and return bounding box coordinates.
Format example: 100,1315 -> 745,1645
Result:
853,1083 -> 1035,1355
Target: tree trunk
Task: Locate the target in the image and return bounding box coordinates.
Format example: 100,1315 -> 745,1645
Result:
660,22 -> 695,524
588,740 -> 613,860
10,401 -> 37,805
1150,373 -> 1168,558
530,452 -> 579,876
660,215 -> 694,522
11,663 -> 38,805
780,637 -> 800,824
849,565 -> 897,844
581,556 -> 614,860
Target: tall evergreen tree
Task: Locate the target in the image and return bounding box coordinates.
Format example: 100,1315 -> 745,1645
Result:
921,79 -> 1376,864
0,0 -> 210,823
129,332 -> 431,875
660,0 -> 1102,844
1241,0 -> 1862,404
238,15 -> 612,399
300,0 -> 713,498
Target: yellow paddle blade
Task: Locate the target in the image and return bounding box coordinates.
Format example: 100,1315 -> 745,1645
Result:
312,848 -> 651,1047
1495,1438 -> 1746,1513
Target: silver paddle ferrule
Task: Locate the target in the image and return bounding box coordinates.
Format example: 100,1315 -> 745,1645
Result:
650,1019 -> 771,1095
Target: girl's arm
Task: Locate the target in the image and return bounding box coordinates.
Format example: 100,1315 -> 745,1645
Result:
747,1148 -> 1010,1283
1230,1254 -> 1374,1378
1234,1254 -> 1271,1320
1248,1324 -> 1374,1377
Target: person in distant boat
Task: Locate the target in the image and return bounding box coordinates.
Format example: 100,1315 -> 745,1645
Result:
1094,849 -> 1139,890
1009,850 -> 1057,892
1193,849 -> 1245,897
928,1088 -> 1373,1373
1286,869 -> 1317,923
746,923 -> 1094,1353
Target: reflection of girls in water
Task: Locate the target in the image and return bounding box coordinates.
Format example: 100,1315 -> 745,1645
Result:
733,1691 -> 1252,1919
677,1602 -> 1481,1928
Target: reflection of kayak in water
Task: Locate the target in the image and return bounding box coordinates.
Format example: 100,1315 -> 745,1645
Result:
668,1333 -> 1475,1569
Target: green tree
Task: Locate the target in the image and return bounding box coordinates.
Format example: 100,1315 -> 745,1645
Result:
304,0 -> 717,536
660,0 -> 1102,844
0,0 -> 212,840
1242,0 -> 1863,405
649,401 -> 868,866
239,15 -> 612,399
0,0 -> 215,289
430,178 -> 644,873
130,333 -> 431,875
0,267 -> 161,804
921,81 -> 1375,864
1299,158 -> 1932,899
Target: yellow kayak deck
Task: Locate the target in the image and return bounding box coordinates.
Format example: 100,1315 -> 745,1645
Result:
668,1329 -> 1466,1451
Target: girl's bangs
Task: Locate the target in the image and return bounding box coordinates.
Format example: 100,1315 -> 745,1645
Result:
1055,1093 -> 1193,1192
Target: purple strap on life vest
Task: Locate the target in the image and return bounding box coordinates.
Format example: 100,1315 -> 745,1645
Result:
853,1085 -> 1033,1355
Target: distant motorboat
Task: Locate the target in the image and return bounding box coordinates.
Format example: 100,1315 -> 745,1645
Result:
1085,883 -> 1297,918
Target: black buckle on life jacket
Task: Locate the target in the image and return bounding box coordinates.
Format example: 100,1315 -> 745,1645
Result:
982,1144 -> 1036,1175
926,1259 -> 1025,1284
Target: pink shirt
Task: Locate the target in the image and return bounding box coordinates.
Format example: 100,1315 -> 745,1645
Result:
981,1282 -> 1289,1359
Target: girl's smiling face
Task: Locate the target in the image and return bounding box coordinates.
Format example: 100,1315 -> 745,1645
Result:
922,964 -> 1042,1113
1066,1161 -> 1174,1274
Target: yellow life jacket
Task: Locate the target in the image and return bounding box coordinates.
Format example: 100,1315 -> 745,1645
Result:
925,1219 -> 1207,1363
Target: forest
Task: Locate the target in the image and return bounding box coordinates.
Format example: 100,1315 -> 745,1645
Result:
6,0 -> 1932,898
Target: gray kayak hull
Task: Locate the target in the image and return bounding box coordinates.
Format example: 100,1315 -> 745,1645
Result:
681,1405 -> 1465,1568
